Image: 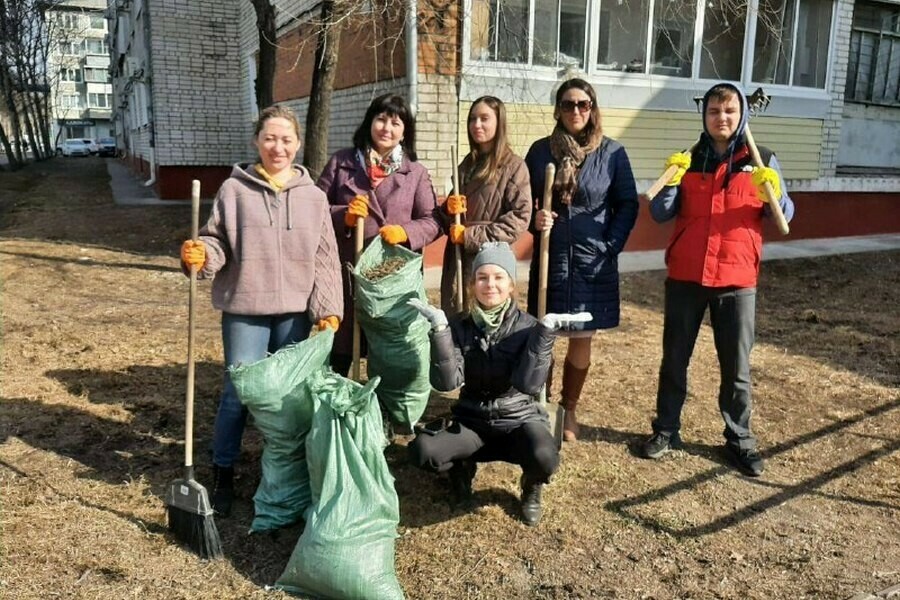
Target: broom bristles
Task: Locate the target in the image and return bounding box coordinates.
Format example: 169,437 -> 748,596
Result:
168,505 -> 224,560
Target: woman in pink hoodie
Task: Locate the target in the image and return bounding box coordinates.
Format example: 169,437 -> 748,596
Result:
179,105 -> 343,517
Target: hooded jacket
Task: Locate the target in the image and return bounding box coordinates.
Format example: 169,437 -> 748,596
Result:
197,163 -> 343,319
650,83 -> 795,288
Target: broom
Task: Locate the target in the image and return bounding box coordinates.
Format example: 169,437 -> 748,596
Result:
165,179 -> 224,559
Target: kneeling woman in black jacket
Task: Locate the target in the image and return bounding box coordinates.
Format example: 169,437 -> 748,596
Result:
408,242 -> 588,526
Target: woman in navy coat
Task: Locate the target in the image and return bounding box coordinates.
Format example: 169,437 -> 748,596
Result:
526,78 -> 639,442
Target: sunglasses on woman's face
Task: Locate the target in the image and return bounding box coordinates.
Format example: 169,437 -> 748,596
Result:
559,100 -> 593,113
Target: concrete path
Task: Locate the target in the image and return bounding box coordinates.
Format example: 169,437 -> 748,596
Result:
107,159 -> 176,206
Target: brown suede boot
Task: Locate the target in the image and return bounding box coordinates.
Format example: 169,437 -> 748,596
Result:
560,360 -> 590,442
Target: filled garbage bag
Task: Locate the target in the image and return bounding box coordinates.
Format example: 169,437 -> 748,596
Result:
276,371 -> 404,600
353,237 -> 430,429
228,329 -> 334,532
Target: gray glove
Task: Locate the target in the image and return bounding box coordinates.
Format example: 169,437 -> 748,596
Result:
407,298 -> 449,331
540,312 -> 592,331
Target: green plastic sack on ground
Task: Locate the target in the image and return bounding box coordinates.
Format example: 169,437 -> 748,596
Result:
276,372 -> 404,600
353,238 -> 431,429
228,329 -> 334,532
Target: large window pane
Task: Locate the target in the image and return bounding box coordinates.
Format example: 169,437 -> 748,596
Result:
793,0 -> 832,88
597,0 -> 651,73
753,0 -> 796,83
559,0 -> 587,67
699,0 -> 747,80
491,0 -> 529,62
651,0 -> 696,76
533,0 -> 560,66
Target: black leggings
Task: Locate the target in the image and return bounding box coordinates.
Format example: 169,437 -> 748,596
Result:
408,419 -> 559,483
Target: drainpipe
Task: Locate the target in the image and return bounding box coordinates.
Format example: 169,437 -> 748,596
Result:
142,1 -> 156,188
406,0 -> 417,116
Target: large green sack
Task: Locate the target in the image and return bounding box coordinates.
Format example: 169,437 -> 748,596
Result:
228,329 -> 334,532
353,238 -> 430,428
276,372 -> 404,600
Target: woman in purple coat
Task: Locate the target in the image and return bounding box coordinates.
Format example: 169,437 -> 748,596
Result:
317,94 -> 441,375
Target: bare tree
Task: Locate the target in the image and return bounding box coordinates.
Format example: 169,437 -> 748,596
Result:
249,0 -> 276,110
303,0 -> 341,178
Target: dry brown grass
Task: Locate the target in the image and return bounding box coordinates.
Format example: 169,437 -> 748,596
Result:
1,158 -> 898,599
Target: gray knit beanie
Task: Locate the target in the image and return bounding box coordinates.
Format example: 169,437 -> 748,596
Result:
471,241 -> 516,281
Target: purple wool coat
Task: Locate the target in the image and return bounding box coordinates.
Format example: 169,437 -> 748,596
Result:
316,147 -> 441,356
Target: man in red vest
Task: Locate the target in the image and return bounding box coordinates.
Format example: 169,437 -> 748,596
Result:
641,82 -> 794,476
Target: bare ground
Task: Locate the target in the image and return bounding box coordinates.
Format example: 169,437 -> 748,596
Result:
0,158 -> 898,599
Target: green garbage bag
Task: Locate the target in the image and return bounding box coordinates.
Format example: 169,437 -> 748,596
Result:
353,237 -> 430,429
228,328 -> 334,532
276,371 -> 404,600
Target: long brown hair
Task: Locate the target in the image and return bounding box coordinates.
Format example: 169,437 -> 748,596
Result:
554,78 -> 603,147
466,96 -> 512,184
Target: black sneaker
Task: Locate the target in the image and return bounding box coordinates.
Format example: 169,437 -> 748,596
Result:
642,431 -> 682,459
724,444 -> 765,477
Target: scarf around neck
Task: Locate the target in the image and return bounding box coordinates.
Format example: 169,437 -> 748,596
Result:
471,298 -> 511,335
360,145 -> 403,188
254,163 -> 295,191
548,125 -> 602,205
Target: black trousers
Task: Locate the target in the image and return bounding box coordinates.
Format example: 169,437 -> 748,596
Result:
408,419 -> 560,483
653,279 -> 758,450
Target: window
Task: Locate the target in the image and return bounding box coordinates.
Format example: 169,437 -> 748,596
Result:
59,41 -> 81,55
60,68 -> 82,82
89,15 -> 106,30
86,38 -> 108,54
60,94 -> 82,108
58,13 -> 79,29
846,0 -> 899,104
84,67 -> 110,83
753,0 -> 832,88
88,92 -> 112,108
471,0 -> 589,67
700,0 -> 747,80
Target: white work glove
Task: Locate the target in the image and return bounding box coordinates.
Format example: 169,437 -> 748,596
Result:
540,312 -> 592,331
407,298 -> 449,331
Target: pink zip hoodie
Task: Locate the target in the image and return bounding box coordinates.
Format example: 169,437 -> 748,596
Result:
197,163 -> 343,320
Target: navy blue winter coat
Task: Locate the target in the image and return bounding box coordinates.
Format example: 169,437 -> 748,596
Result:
525,136 -> 639,330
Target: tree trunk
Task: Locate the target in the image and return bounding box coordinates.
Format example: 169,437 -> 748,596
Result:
304,0 -> 340,179
0,121 -> 20,170
250,0 -> 276,110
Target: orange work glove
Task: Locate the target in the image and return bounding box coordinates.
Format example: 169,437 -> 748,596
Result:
449,223 -> 465,245
344,194 -> 369,228
180,239 -> 206,269
316,316 -> 340,331
445,194 -> 467,216
380,225 -> 408,245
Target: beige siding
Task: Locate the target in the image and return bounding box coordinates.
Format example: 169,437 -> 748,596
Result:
459,105 -> 824,180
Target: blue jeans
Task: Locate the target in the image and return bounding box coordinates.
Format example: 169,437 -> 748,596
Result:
213,312 -> 312,467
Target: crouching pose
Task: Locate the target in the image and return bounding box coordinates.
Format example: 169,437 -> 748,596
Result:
408,242 -> 589,526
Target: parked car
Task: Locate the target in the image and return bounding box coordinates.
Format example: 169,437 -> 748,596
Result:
97,137 -> 116,157
82,139 -> 99,154
61,139 -> 91,157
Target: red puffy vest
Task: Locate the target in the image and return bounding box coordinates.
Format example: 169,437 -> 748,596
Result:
665,146 -> 766,288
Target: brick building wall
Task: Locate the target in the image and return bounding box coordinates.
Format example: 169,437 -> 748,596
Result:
149,0 -> 248,167
819,0 -> 855,177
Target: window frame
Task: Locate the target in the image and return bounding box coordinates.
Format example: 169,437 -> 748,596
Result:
462,0 -> 837,98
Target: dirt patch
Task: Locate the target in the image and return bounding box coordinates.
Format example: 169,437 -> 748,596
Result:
1,158 -> 898,599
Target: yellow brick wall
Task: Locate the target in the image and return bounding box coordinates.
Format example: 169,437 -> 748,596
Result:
457,105 -> 823,180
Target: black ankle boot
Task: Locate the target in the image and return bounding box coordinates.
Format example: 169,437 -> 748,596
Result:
448,460 -> 476,509
520,474 -> 544,526
212,465 -> 234,517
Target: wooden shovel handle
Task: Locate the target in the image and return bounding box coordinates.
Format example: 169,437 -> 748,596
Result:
641,140 -> 700,201
538,163 -> 555,319
450,145 -> 464,309
744,127 -> 790,236
352,215 -> 365,382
